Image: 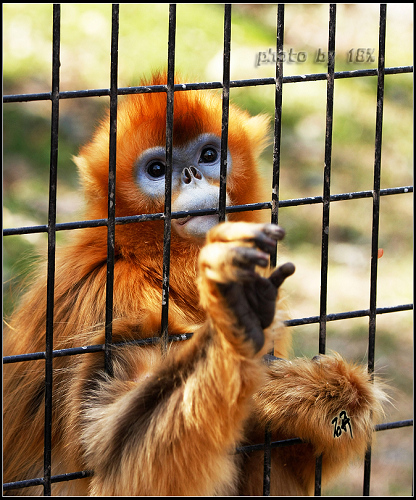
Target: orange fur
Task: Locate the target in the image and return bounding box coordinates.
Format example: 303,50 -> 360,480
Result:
3,73 -> 387,496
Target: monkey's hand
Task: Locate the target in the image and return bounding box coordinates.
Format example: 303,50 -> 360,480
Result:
198,222 -> 295,356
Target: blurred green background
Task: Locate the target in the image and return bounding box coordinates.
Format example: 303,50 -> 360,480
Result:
3,3 -> 413,496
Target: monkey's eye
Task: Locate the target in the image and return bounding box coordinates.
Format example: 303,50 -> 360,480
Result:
147,161 -> 166,179
199,147 -> 218,164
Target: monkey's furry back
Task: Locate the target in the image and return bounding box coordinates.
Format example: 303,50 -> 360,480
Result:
3,73 -> 387,496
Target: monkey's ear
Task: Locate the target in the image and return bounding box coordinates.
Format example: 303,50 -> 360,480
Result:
242,114 -> 271,157
73,154 -> 87,173
73,154 -> 92,190
72,154 -> 107,202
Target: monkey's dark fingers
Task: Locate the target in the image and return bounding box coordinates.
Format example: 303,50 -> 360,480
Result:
232,247 -> 270,270
262,223 -> 286,241
251,224 -> 286,254
268,262 -> 296,289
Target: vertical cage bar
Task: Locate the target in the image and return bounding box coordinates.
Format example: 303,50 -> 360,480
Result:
363,3 -> 386,495
315,4 -> 336,496
104,3 -> 119,377
368,2 -> 386,379
43,4 -> 60,495
319,3 -> 336,356
270,3 -> 285,261
160,4 -> 176,352
218,4 -> 232,223
262,422 -> 272,496
263,5 -> 285,497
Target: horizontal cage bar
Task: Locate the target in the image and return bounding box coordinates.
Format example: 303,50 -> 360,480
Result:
3,186 -> 413,237
3,66 -> 413,103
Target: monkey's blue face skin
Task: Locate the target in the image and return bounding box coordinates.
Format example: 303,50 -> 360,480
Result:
135,134 -> 232,239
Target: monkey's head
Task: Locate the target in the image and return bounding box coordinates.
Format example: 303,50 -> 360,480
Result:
74,73 -> 270,256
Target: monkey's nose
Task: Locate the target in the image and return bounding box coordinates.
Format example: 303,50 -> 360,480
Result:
182,166 -> 203,184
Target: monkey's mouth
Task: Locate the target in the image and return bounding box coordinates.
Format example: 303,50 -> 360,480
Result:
175,214 -> 218,226
172,214 -> 220,238
176,216 -> 193,226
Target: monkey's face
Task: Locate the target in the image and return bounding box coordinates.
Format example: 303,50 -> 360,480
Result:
134,133 -> 231,239
76,75 -> 270,251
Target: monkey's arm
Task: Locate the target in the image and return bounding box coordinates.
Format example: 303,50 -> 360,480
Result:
76,328 -> 257,496
249,354 -> 387,490
73,223 -> 294,496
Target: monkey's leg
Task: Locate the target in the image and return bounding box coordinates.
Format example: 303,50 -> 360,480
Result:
248,354 -> 388,494
76,222 -> 294,496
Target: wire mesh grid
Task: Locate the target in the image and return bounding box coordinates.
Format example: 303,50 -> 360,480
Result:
2,3 -> 413,496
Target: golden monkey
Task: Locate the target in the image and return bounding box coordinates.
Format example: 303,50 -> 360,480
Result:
3,73 -> 387,495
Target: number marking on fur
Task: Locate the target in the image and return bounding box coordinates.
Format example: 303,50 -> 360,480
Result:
331,410 -> 353,438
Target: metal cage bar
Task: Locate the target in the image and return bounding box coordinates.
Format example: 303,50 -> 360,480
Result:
42,4 -> 61,496
3,185 -> 413,239
270,4 -> 285,268
104,3 -> 119,377
319,3 -> 336,357
4,65 -> 413,105
2,3 -> 413,495
160,4 -> 177,352
314,4 -> 337,495
363,4 -> 387,495
218,4 -> 232,223
263,5 -> 285,495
